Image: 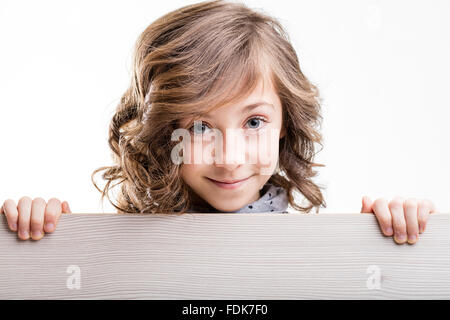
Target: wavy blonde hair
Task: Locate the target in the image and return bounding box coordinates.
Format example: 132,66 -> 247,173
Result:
91,0 -> 327,214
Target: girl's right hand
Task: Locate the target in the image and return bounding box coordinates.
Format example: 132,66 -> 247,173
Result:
1,197 -> 71,240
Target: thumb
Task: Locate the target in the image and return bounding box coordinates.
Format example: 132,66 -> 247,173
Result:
361,195 -> 374,213
62,201 -> 72,214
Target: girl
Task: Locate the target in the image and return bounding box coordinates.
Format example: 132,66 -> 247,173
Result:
1,0 -> 438,244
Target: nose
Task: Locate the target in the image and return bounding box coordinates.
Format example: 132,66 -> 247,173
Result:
213,129 -> 247,171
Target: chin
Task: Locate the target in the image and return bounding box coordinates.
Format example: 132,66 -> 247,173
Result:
209,200 -> 246,213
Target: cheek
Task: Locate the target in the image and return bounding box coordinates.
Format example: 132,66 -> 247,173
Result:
250,129 -> 280,176
249,129 -> 280,162
180,163 -> 205,182
182,137 -> 216,165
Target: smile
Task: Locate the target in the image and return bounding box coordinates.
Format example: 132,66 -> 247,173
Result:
207,176 -> 252,190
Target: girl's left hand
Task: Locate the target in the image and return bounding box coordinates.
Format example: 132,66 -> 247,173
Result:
361,196 -> 438,244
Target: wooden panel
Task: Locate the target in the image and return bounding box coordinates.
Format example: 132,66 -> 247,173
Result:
0,212 -> 449,299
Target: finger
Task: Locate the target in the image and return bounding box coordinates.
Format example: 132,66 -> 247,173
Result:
2,199 -> 18,231
56,201 -> 71,229
360,196 -> 374,213
44,198 -> 62,233
418,199 -> 434,233
62,201 -> 72,214
30,197 -> 46,240
404,198 -> 419,244
389,196 -> 407,244
427,199 -> 438,214
372,198 -> 393,236
17,197 -> 32,240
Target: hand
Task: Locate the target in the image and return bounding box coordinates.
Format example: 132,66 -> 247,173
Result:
1,197 -> 71,240
361,196 -> 438,244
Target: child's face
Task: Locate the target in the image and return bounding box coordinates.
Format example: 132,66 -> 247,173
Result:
179,76 -> 285,212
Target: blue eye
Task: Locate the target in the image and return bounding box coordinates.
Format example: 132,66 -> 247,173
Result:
246,117 -> 266,129
189,121 -> 210,135
188,117 -> 267,134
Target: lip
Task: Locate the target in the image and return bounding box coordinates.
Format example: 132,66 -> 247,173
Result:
207,176 -> 252,190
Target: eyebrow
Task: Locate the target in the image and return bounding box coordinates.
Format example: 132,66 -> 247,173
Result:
201,101 -> 274,119
243,101 -> 275,112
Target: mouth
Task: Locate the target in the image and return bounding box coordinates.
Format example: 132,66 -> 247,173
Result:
207,176 -> 252,190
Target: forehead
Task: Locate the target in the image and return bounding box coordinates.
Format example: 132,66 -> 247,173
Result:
176,58 -> 282,127
207,74 -> 280,115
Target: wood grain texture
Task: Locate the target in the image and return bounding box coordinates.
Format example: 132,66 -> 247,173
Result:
1,212 -> 450,299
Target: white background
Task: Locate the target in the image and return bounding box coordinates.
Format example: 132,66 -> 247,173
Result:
1,0 -> 449,214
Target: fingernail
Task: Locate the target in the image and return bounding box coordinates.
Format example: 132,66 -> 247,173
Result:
45,223 -> 54,232
408,234 -> 417,243
395,233 -> 406,243
11,223 -> 17,231
385,227 -> 393,235
19,230 -> 29,239
31,230 -> 42,239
